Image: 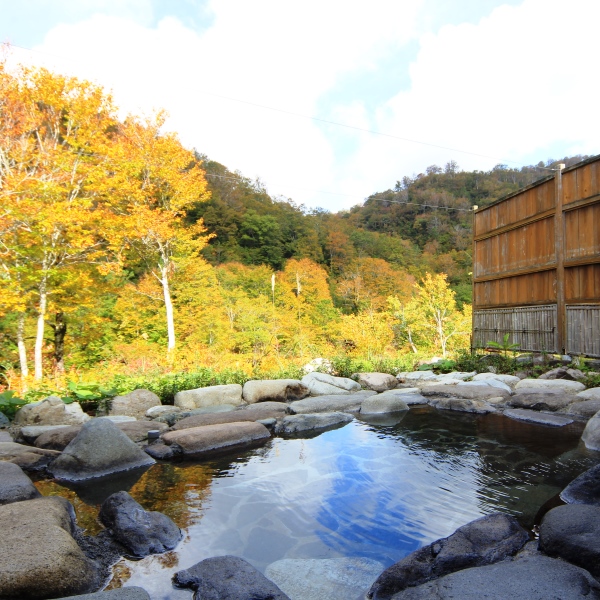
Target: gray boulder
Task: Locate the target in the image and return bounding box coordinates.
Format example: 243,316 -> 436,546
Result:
276,412 -> 353,434
376,390 -> 427,405
161,421 -> 271,458
242,379 -> 309,404
577,387 -> 600,401
0,441 -> 61,471
368,513 -> 529,599
428,397 -> 496,414
173,555 -> 290,599
114,420 -> 169,443
561,399 -> 600,419
514,378 -> 586,393
174,384 -> 243,410
0,497 -> 99,599
146,405 -> 182,419
461,379 -> 512,394
503,408 -> 574,427
508,392 -> 575,412
18,424 -> 73,444
55,588 -> 150,600
0,462 -> 41,504
397,371 -> 437,383
539,504 -> 600,577
13,396 -> 89,427
472,373 -> 521,388
581,412 -> 600,450
266,557 -> 384,600
107,389 -> 161,420
48,418 -> 155,482
171,407 -> 286,431
242,401 -> 289,413
288,390 -> 376,414
357,372 -> 399,392
561,464 -> 600,505
0,411 -> 9,428
301,372 -> 362,396
421,384 -> 510,401
539,367 -> 586,381
387,555 -> 600,599
99,491 -> 182,558
361,394 -> 409,414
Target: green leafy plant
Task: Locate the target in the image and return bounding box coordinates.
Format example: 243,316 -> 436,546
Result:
486,333 -> 520,358
62,381 -> 117,411
0,390 -> 28,419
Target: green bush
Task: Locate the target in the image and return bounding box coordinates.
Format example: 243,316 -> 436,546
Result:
0,390 -> 27,419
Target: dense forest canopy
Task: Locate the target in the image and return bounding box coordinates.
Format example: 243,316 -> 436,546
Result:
0,61 -> 589,391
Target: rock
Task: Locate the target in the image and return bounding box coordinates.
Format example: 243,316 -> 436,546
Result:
114,420 -> 168,443
561,464 -> 600,505
539,504 -> 600,576
581,412 -> 600,450
241,401 -> 289,413
0,441 -> 61,471
428,397 -> 497,414
460,379 -> 512,393
302,358 -> 334,374
173,555 -> 290,599
276,412 -> 353,434
440,371 -> 478,381
368,513 -> 529,599
421,384 -> 510,401
174,384 -> 243,410
146,405 -> 182,419
242,379 -> 309,404
387,555 -> 600,599
107,389 -> 161,420
0,430 -> 12,442
55,588 -> 151,600
390,387 -> 420,394
577,387 -> 600,401
561,399 -> 600,419
49,418 -> 155,482
171,407 -> 286,431
13,396 -> 90,427
472,373 -> 521,388
0,411 -> 9,428
539,367 -> 586,381
357,372 -> 399,392
103,415 -> 137,423
0,462 -> 42,504
503,408 -> 574,427
288,390 -> 376,414
0,497 -> 99,599
266,557 -> 384,600
376,391 -> 427,405
397,371 -> 437,382
98,491 -> 182,558
508,392 -> 575,412
514,378 -> 586,393
144,443 -> 178,461
18,424 -> 74,444
161,421 -> 271,458
361,394 -> 409,414
301,372 -> 362,396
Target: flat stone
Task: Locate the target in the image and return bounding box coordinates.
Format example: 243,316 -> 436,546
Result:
508,392 -> 576,412
0,462 -> 41,504
387,555 -> 600,599
0,441 -> 61,471
266,557 -> 384,600
472,373 -> 521,387
146,405 -> 182,418
421,384 -> 510,400
301,372 -> 362,396
174,384 -> 243,410
581,412 -> 600,450
561,399 -> 600,419
171,407 -> 285,431
144,443 -> 178,461
577,387 -> 600,401
0,497 -> 99,599
242,379 -> 309,404
276,412 -> 353,434
18,424 -> 72,444
162,421 -> 271,458
514,378 -> 586,393
377,391 -> 427,405
242,401 -> 289,413
428,397 -> 496,414
13,396 -> 90,427
389,387 -> 420,395
539,504 -> 600,576
107,389 -> 161,420
288,391 -> 376,414
103,415 -> 138,423
99,491 -> 182,558
173,555 -> 290,599
539,367 -> 586,381
357,372 -> 399,392
461,379 -> 513,393
503,409 -> 574,427
48,418 -> 155,482
0,430 -> 12,442
115,420 -> 169,443
361,394 -> 409,414
55,588 -> 151,600
561,464 -> 600,505
368,513 -> 529,599
397,371 -> 436,382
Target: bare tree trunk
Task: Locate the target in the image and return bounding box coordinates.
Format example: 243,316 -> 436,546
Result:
17,312 -> 29,378
52,311 -> 67,373
34,278 -> 47,381
160,266 -> 176,352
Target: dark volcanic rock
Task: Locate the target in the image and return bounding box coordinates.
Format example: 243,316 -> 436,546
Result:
0,461 -> 42,505
99,491 -> 182,558
173,555 -> 290,599
368,513 -> 529,599
561,463 -> 600,506
539,503 -> 600,577
388,555 -> 600,599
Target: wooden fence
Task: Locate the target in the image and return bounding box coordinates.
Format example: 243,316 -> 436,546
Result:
472,155 -> 600,357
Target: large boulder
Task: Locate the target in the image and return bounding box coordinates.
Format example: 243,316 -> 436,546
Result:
0,461 -> 41,504
0,441 -> 61,471
13,396 -> 89,427
174,384 -> 243,410
114,420 -> 169,443
266,557 -> 384,600
539,367 -> 586,381
48,418 -> 155,482
301,372 -> 362,396
161,421 -> 271,458
107,389 -> 161,420
367,513 -> 528,599
376,390 -> 427,405
146,405 -> 182,419
387,555 -> 600,599
561,463 -> 600,505
54,589 -> 150,600
0,411 -> 10,428
514,378 -> 586,393
397,371 -> 437,383
577,387 -> 600,401
357,373 -> 399,392
0,497 -> 99,599
539,504 -> 600,577
242,379 -> 309,404
276,412 -> 353,434
98,491 -> 182,558
561,399 -> 600,419
508,392 -> 575,412
420,384 -> 510,401
460,379 -> 512,394
288,390 -> 376,414
428,397 -> 497,414
503,408 -> 574,427
361,394 -> 409,414
171,406 -> 286,431
581,412 -> 600,450
173,555 -> 290,599
472,373 -> 521,388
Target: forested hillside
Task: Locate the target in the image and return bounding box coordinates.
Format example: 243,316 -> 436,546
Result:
0,61 -> 588,394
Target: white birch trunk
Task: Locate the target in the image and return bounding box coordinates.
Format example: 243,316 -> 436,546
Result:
34,278 -> 47,380
160,265 -> 176,352
17,312 -> 29,379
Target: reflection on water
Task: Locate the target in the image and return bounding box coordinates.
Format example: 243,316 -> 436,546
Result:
34,407 -> 600,599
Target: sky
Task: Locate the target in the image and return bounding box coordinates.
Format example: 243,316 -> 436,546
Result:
1,0 -> 598,212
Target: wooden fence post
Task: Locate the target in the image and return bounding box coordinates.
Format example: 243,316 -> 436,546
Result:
555,163 -> 566,354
